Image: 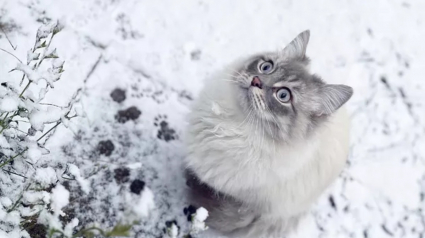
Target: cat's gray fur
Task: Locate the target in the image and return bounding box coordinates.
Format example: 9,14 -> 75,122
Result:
184,30 -> 353,238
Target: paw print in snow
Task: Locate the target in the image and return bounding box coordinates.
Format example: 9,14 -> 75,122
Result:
97,140 -> 115,156
110,88 -> 126,103
115,106 -> 141,123
154,115 -> 177,142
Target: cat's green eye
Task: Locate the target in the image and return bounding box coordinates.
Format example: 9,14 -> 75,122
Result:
258,61 -> 274,74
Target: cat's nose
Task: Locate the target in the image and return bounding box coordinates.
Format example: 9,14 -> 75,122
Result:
251,76 -> 262,89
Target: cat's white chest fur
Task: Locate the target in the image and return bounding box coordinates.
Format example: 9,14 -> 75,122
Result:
185,78 -> 350,219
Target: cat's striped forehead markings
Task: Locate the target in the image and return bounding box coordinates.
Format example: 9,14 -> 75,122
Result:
287,75 -> 299,82
272,75 -> 299,88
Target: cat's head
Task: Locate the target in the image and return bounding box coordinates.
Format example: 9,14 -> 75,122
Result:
231,30 -> 353,140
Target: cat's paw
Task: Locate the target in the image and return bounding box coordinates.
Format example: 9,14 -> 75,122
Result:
154,115 -> 178,142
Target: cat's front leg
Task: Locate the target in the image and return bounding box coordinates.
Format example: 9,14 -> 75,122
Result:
185,169 -> 257,233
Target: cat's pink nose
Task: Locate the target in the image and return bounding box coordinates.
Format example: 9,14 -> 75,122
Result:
251,76 -> 262,89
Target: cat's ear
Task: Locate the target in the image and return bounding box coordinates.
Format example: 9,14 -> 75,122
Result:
313,84 -> 353,116
281,30 -> 310,61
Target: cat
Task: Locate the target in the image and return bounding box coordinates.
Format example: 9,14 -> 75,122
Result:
184,30 -> 353,238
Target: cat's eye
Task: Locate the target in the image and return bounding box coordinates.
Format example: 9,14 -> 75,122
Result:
258,61 -> 274,74
276,88 -> 291,103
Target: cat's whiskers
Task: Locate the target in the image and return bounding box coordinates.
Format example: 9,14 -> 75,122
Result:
232,70 -> 251,85
223,73 -> 241,80
244,117 -> 257,166
221,72 -> 251,87
224,69 -> 250,84
229,69 -> 246,79
223,108 -> 254,133
256,114 -> 264,164
250,105 -> 262,162
260,115 -> 265,160
253,95 -> 267,157
264,105 -> 277,153
235,107 -> 254,129
239,107 -> 257,167
242,72 -> 251,84
219,78 -> 239,84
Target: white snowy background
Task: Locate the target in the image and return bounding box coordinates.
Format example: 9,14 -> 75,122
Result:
0,0 -> 425,237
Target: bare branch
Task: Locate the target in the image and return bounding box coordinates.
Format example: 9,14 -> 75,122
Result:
0,48 -> 22,63
0,25 -> 17,50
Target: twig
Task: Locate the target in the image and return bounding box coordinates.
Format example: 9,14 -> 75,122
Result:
2,112 -> 9,120
14,127 -> 30,135
7,183 -> 31,212
0,25 -> 17,50
0,112 -> 70,168
0,149 -> 27,168
19,73 -> 26,86
39,102 -> 62,108
0,111 -> 20,134
84,54 -> 102,83
0,126 -> 6,135
37,120 -> 62,142
12,119 -> 30,123
19,80 -> 31,98
2,169 -> 28,179
0,48 -> 22,63
67,114 -> 78,119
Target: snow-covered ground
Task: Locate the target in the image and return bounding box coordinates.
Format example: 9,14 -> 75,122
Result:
1,0 -> 425,237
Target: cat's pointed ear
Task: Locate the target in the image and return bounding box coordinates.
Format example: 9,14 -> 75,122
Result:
281,30 -> 310,61
313,84 -> 353,116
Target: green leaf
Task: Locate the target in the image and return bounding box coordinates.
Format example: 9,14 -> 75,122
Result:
36,41 -> 47,49
83,231 -> 95,238
45,55 -> 59,59
45,49 -> 59,59
105,224 -> 132,237
52,21 -> 64,35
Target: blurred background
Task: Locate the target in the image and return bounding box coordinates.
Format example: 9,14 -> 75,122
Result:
0,0 -> 424,237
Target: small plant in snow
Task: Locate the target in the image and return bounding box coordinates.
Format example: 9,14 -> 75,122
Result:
0,20 -> 82,238
0,20 -> 136,238
189,207 -> 209,235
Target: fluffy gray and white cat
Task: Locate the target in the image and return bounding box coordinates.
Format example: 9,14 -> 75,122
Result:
184,30 -> 353,238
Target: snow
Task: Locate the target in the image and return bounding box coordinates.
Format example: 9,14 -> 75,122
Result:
168,223 -> 179,238
50,184 -> 69,216
27,143 -> 43,164
29,107 -> 63,131
0,135 -> 10,150
130,187 -> 155,218
26,50 -> 40,64
0,0 -> 425,237
0,229 -> 28,238
194,207 -> 209,222
191,207 -> 209,234
68,164 -> 91,194
34,167 -> 57,187
23,190 -> 50,204
63,218 -> 79,237
127,162 -> 143,170
211,102 -> 222,116
0,197 -> 12,208
0,96 -> 19,112
14,63 -> 60,87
